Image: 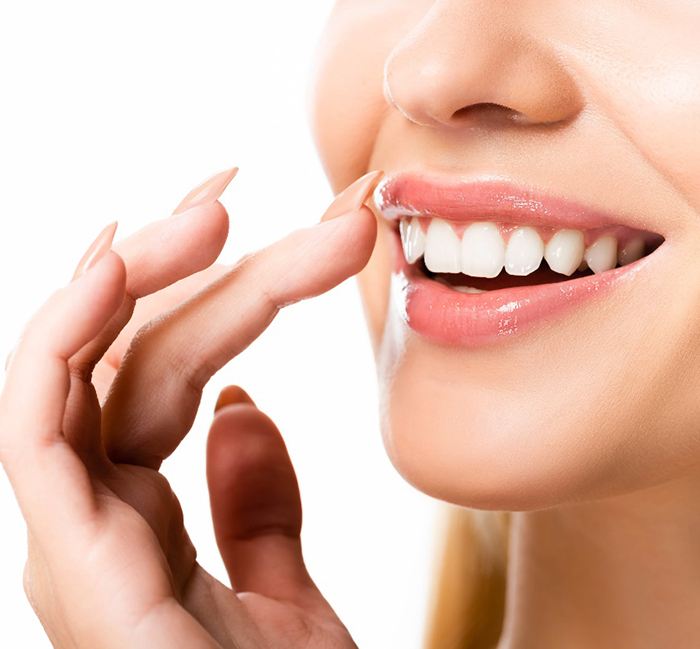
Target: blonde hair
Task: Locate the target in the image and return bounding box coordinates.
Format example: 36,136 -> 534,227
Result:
423,507 -> 510,649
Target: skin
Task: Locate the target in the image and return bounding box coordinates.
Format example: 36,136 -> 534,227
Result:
4,1 -> 700,648
309,0 -> 700,646
0,200 -> 377,648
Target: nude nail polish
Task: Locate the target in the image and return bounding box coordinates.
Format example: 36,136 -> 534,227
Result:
321,170 -> 384,222
72,221 -> 118,280
173,167 -> 239,215
214,385 -> 255,412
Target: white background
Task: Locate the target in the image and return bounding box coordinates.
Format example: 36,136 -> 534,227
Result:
0,2 -> 439,647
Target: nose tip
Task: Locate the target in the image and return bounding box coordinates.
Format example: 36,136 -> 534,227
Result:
383,10 -> 583,130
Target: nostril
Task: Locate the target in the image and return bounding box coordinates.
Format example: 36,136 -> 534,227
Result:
451,102 -> 526,125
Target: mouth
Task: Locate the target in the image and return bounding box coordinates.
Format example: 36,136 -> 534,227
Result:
373,173 -> 665,346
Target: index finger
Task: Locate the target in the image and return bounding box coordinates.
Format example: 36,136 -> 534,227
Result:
102,171 -> 381,467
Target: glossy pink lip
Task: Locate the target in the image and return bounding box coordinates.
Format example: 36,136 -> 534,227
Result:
374,173 -> 664,347
374,173 -> 660,232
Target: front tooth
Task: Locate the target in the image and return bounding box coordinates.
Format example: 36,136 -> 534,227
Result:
424,218 -> 461,273
544,229 -> 584,276
399,217 -> 426,264
461,222 -> 505,278
618,236 -> 645,266
504,227 -> 544,276
584,235 -> 617,273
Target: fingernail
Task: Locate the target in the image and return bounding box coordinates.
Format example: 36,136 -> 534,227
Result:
320,170 -> 384,222
4,347 -> 16,372
72,221 -> 118,280
173,167 -> 239,215
215,385 -> 255,413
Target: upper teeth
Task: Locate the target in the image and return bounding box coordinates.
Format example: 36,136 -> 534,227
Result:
399,217 -> 646,278
544,229 -> 585,276
618,237 -> 645,266
462,222 -> 505,278
506,226 -> 544,276
424,218 -> 461,273
583,234 -> 617,274
399,217 -> 426,264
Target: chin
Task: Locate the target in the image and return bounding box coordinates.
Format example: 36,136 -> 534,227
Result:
378,369 -> 587,511
377,335 -> 700,511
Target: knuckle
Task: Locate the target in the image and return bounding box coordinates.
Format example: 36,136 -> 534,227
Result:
235,251 -> 282,310
128,315 -> 164,352
235,248 -> 269,282
120,316 -> 167,372
165,345 -> 217,401
123,312 -> 214,399
68,359 -> 94,385
233,249 -> 258,270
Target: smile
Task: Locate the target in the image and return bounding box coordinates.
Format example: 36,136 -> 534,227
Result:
373,173 -> 665,346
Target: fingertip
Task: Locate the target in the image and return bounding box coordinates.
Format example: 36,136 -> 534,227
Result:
173,200 -> 230,249
71,221 -> 118,280
206,405 -> 302,542
350,204 -> 379,264
181,201 -> 230,272
185,200 -> 230,253
18,250 -> 127,363
316,204 -> 378,272
320,170 -> 384,222
64,250 -> 127,347
252,206 -> 378,309
73,249 -> 127,306
207,406 -> 284,481
214,385 -> 255,413
116,201 -> 230,298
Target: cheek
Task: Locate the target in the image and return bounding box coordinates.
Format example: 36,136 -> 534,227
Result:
309,1 -> 430,192
558,5 -> 700,214
309,17 -> 388,192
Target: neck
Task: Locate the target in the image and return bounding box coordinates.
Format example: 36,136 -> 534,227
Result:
498,474 -> 700,649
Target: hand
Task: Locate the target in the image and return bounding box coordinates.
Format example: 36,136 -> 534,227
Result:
0,171 -> 379,649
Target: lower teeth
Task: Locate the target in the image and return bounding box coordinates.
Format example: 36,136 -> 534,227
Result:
453,285 -> 486,294
435,275 -> 489,293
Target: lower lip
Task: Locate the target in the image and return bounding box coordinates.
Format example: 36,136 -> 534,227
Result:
390,233 -> 655,347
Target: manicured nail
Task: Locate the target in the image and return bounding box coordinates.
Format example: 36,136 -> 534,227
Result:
215,385 -> 255,413
72,221 -> 118,280
321,170 -> 384,222
4,347 -> 16,372
173,167 -> 239,215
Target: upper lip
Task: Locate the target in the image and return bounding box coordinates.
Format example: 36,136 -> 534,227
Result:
373,173 -> 661,234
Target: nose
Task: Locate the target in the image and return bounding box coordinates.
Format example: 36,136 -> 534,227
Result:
384,2 -> 583,128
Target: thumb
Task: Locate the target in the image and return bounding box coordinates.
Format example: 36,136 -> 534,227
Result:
206,386 -> 330,614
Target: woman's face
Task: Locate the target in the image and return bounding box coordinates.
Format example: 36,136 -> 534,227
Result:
310,1 -> 700,509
